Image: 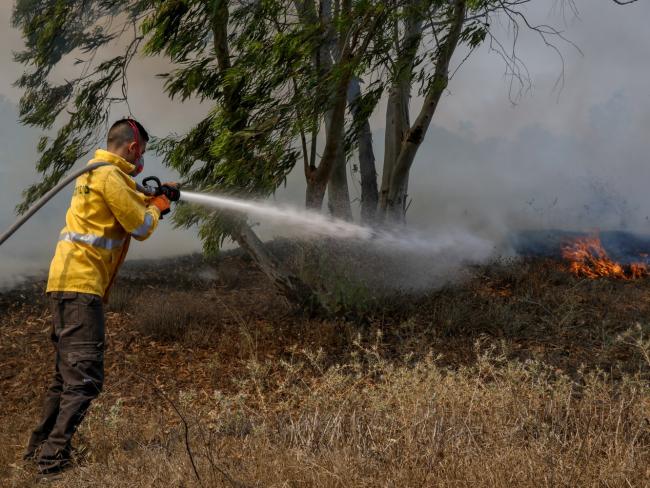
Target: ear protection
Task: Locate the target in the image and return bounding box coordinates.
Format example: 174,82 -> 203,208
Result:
126,119 -> 144,176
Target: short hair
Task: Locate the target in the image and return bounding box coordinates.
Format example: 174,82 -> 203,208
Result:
107,118 -> 150,148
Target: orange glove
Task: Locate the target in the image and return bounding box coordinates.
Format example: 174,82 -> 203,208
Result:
150,194 -> 171,216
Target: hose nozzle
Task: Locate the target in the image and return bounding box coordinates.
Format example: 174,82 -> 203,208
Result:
139,176 -> 181,202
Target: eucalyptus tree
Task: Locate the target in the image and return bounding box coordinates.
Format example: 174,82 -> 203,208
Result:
256,0 -> 638,222
12,0 -> 639,305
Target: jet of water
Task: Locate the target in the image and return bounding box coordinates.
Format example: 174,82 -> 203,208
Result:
180,191 -> 495,261
181,191 -> 374,240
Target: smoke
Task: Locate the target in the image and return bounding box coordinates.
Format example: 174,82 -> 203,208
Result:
2,0 -> 650,287
400,98 -> 650,239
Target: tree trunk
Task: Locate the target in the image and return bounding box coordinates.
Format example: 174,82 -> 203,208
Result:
299,44 -> 350,212
327,149 -> 352,219
305,176 -> 327,210
380,81 -> 411,222
378,4 -> 424,223
325,108 -> 352,220
348,77 -> 378,224
298,0 -> 352,217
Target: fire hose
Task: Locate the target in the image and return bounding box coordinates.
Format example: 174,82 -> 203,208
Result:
0,163 -> 180,247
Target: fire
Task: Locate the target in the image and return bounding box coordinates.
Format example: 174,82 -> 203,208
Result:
561,234 -> 648,279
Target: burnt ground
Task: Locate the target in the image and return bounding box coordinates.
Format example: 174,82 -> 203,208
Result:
0,250 -> 649,486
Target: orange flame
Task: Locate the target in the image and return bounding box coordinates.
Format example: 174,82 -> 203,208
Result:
561,234 -> 648,279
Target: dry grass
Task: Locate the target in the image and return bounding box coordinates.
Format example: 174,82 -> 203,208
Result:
128,289 -> 226,345
1,255 -> 649,487
10,346 -> 648,487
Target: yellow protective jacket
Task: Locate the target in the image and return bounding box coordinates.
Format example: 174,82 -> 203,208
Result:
47,149 -> 161,299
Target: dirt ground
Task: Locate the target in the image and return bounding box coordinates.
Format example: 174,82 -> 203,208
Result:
1,253 -> 648,487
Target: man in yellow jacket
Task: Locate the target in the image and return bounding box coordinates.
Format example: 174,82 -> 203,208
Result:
24,118 -> 173,475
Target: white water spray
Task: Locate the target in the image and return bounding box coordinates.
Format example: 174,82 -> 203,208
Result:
182,191 -> 374,240
181,191 -> 495,262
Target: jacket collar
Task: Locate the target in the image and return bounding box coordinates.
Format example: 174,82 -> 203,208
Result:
89,149 -> 135,175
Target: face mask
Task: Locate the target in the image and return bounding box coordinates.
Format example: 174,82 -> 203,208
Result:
131,156 -> 144,176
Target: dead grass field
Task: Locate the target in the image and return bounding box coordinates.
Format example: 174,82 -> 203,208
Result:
1,253 -> 648,487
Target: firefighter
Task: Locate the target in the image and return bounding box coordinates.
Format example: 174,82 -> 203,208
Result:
24,118 -> 175,475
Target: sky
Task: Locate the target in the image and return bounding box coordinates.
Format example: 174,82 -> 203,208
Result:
1,0 -> 649,285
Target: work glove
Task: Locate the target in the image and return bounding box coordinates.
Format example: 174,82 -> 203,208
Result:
150,194 -> 171,217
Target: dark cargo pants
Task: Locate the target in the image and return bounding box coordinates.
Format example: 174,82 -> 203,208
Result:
25,292 -> 105,470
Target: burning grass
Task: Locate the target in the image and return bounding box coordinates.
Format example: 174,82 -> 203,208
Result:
1,254 -> 649,486
562,233 -> 650,280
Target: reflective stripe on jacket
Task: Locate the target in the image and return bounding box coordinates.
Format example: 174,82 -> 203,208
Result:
46,149 -> 161,298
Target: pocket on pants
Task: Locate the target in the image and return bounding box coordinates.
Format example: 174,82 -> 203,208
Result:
58,294 -> 105,344
61,342 -> 104,392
